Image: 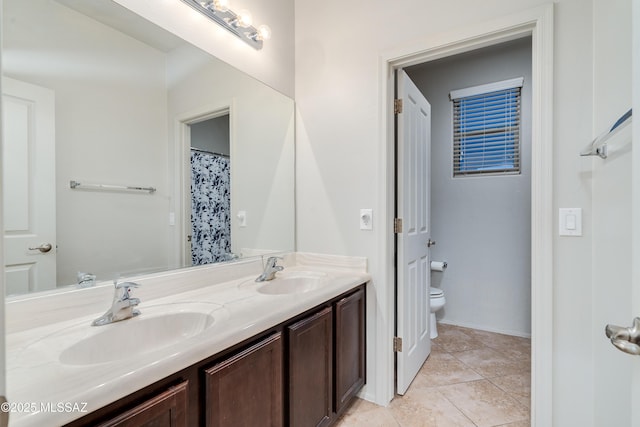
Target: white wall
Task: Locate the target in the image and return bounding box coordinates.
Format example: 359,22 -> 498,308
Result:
191,116 -> 230,156
405,38 -> 532,336
294,0 -> 616,424
3,0 -> 171,285
113,0 -> 295,98
549,3 -> 596,426
591,0 -> 632,424
166,44 -> 295,257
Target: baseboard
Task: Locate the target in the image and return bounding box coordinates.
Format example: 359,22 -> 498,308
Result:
356,389 -> 378,405
438,319 -> 532,338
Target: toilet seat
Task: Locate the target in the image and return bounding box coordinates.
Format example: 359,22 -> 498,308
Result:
430,288 -> 444,297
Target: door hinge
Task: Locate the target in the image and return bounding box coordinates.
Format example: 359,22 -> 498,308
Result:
393,336 -> 403,352
394,218 -> 403,233
394,99 -> 403,114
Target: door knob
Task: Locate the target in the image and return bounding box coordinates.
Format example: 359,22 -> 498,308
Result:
427,239 -> 436,248
28,243 -> 52,253
605,317 -> 640,355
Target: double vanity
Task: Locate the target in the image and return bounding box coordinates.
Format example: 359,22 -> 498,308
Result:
5,253 -> 369,427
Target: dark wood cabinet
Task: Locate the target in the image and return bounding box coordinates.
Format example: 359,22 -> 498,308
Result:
65,284 -> 366,427
334,288 -> 366,415
204,332 -> 284,427
287,286 -> 366,426
95,381 -> 188,427
288,307 -> 333,427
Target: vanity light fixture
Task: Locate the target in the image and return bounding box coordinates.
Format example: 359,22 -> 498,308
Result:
180,0 -> 271,50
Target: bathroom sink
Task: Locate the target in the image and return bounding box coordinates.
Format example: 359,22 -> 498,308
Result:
257,271 -> 328,295
55,303 -> 225,366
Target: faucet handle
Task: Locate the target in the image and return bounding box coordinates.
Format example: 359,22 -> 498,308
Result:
114,281 -> 140,289
114,281 -> 140,301
265,257 -> 284,273
265,256 -> 283,265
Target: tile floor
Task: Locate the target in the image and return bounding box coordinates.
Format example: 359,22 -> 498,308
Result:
335,323 -> 531,427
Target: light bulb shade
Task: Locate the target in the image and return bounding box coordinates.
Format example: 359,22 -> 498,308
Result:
180,0 -> 266,50
237,9 -> 253,28
257,24 -> 272,40
213,0 -> 229,12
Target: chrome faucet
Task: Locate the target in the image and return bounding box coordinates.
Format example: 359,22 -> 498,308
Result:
92,281 -> 141,326
77,271 -> 96,288
255,256 -> 284,282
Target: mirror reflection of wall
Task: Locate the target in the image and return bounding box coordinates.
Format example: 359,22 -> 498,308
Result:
189,116 -> 232,265
1,0 -> 295,295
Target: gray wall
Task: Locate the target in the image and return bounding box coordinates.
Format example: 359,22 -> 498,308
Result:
191,115 -> 230,156
406,37 -> 532,336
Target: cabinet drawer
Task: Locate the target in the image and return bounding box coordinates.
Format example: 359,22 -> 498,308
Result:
95,381 -> 188,427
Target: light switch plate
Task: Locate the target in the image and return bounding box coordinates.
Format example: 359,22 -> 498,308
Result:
559,208 -> 582,236
360,209 -> 373,230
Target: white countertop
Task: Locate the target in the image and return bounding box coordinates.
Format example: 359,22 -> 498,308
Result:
5,253 -> 370,427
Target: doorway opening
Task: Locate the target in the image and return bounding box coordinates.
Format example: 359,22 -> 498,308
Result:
393,37 -> 533,420
405,37 -> 532,334
381,6 -> 554,425
188,114 -> 231,266
175,107 -> 232,267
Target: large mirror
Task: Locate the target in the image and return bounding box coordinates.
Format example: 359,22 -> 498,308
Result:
2,0 -> 295,295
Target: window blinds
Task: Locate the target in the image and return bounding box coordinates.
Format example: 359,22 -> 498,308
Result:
451,81 -> 522,177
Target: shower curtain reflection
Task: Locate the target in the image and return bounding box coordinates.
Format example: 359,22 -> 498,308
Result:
190,150 -> 231,264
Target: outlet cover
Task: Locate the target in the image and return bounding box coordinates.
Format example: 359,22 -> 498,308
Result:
360,209 -> 373,230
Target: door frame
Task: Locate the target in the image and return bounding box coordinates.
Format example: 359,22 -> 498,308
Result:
378,4 -> 554,425
173,102 -> 233,267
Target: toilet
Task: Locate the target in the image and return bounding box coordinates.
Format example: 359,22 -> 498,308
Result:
429,288 -> 446,339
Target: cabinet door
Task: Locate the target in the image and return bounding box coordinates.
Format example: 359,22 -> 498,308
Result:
334,288 -> 366,414
95,381 -> 188,427
288,307 -> 333,427
204,332 -> 283,427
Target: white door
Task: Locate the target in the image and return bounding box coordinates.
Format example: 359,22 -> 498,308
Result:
2,77 -> 56,295
594,5 -> 640,426
631,4 -> 640,424
396,70 -> 432,395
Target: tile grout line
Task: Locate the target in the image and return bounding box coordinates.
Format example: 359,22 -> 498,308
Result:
432,385 -> 481,427
431,342 -> 497,427
431,325 -> 531,427
337,325 -> 531,427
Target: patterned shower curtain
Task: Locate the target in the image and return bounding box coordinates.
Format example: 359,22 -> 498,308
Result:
190,151 -> 231,265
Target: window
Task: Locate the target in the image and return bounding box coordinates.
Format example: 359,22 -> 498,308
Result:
450,78 -> 523,177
